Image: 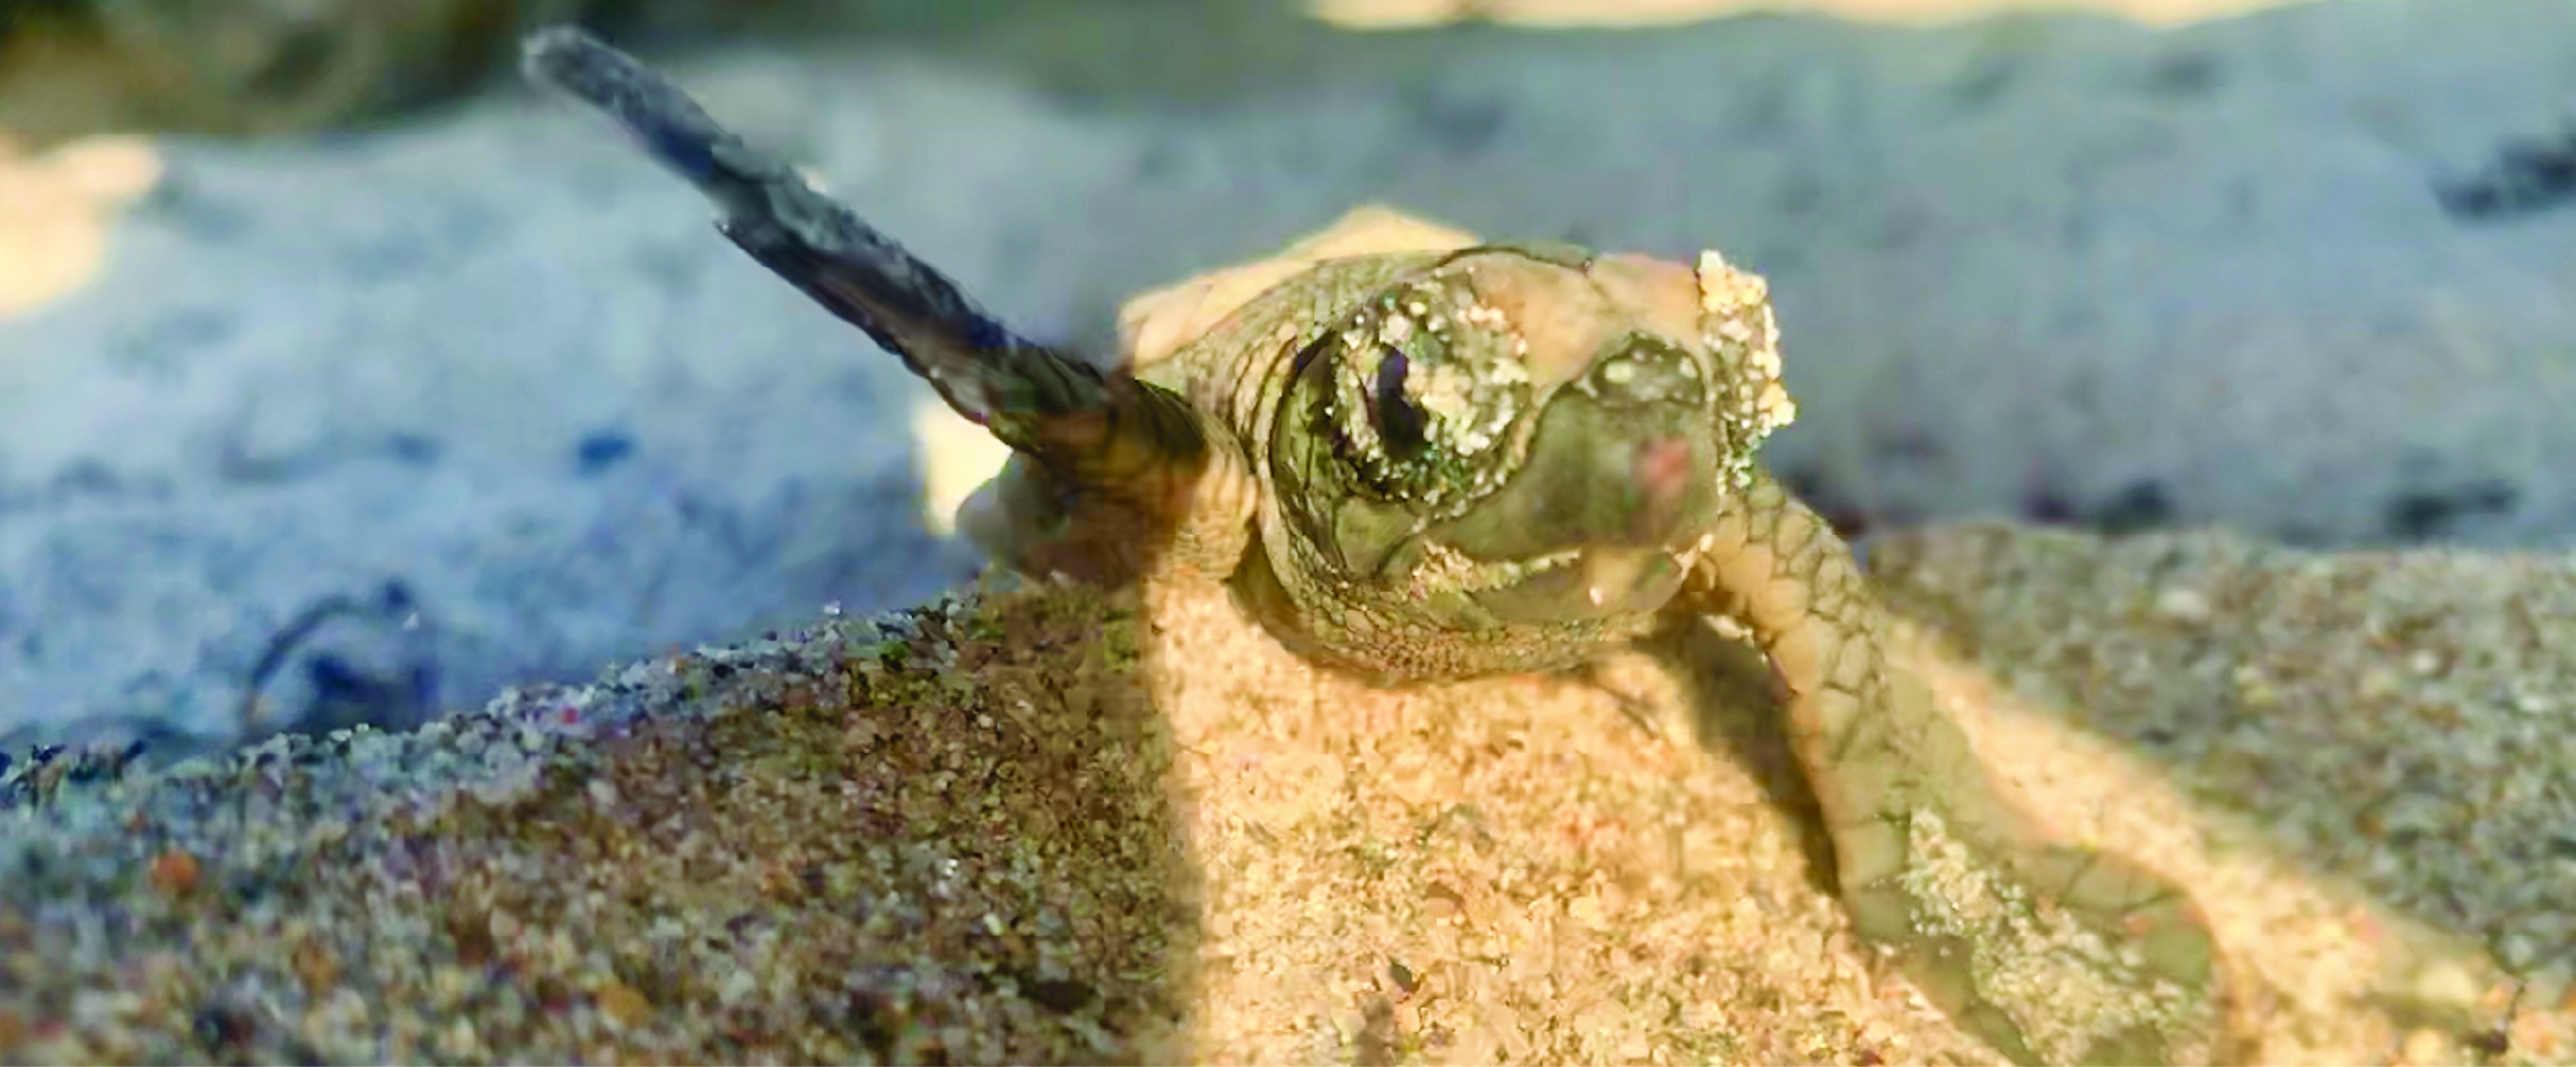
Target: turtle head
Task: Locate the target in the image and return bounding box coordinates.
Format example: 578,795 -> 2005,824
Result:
1266,245 -> 1796,629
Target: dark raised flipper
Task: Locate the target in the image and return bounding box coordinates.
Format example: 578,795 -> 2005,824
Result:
518,27 -> 1200,471
521,28 -> 1210,570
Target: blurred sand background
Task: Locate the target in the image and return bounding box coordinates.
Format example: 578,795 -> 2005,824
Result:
0,0 -> 2426,314
1310,0 -> 2323,27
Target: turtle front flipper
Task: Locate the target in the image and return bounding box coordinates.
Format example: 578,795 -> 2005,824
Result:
522,27 -> 1211,580
1678,469 -> 2234,1065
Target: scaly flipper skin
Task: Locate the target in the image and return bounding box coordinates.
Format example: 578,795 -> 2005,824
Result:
525,29 -> 2231,1064
1684,469 -> 2228,1065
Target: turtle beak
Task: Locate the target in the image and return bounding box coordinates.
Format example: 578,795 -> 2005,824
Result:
1453,429 -> 1704,625
1419,339 -> 1725,624
1628,435 -> 1697,548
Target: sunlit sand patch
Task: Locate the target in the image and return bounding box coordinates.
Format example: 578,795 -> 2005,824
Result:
913,393 -> 1016,536
0,134 -> 162,320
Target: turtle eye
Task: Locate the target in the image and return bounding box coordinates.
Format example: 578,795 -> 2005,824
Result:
1369,344 -> 1430,461
1282,277 -> 1533,516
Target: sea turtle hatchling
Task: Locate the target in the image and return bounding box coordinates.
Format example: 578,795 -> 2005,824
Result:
523,28 -> 2234,1065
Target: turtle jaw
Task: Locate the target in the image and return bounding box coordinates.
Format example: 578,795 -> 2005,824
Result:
1455,540 -> 1698,626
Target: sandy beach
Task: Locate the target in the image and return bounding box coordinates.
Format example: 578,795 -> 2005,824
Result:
2,523 -> 2568,1063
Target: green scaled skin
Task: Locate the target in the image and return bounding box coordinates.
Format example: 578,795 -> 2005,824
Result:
526,28 -> 2237,1066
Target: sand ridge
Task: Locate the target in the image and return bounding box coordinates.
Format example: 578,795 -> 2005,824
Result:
6,523 -> 2565,1063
